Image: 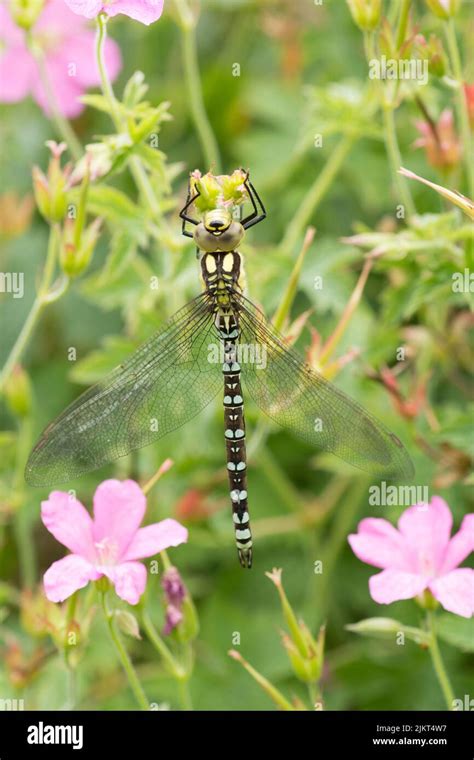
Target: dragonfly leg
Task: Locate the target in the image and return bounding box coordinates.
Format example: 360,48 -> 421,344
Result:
241,175 -> 267,230
180,182 -> 202,238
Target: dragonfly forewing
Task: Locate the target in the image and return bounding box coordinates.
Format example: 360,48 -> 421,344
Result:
25,294 -> 222,486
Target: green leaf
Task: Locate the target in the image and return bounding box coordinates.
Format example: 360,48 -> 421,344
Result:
133,144 -> 166,175
83,185 -> 148,245
102,231 -> 137,280
436,614 -> 474,652
429,405 -> 474,457
123,71 -> 149,108
79,94 -> 116,115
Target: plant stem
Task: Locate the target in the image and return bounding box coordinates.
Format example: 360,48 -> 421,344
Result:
64,658 -> 77,710
382,104 -> 416,217
100,592 -> 149,710
395,0 -> 411,51
272,227 -> 315,332
427,611 -> 455,711
141,609 -> 193,710
229,650 -> 294,711
177,676 -> 193,710
95,15 -> 161,218
0,224 -> 61,392
13,499 -> 36,588
27,35 -> 82,160
445,19 -> 474,199
129,156 -> 161,217
318,257 -> 374,366
278,134 -> 354,256
11,413 -> 36,587
307,680 -> 320,709
95,14 -> 120,123
317,479 -> 368,622
364,30 -> 416,218
175,0 -> 221,171
141,609 -> 181,675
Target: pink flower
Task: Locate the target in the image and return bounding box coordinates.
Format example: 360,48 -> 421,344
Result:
348,497 -> 474,618
0,0 -> 121,118
64,0 -> 164,25
41,479 -> 188,605
413,109 -> 461,170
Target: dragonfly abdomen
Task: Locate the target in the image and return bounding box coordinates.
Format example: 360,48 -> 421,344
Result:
219,312 -> 252,569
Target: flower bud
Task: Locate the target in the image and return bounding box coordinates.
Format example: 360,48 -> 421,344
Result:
378,18 -> 396,60
0,192 -> 34,241
161,567 -> 199,641
20,588 -> 62,639
60,217 -> 101,278
281,632 -> 322,683
115,610 -> 141,640
162,566 -> 186,607
265,568 -> 309,658
425,0 -> 460,19
4,365 -> 32,418
220,169 -> 247,205
464,84 -> 474,129
414,34 -> 447,78
176,594 -> 199,642
413,108 -> 461,170
32,142 -> 69,223
10,0 -> 44,30
190,170 -> 222,213
346,0 -> 381,32
347,617 -> 405,638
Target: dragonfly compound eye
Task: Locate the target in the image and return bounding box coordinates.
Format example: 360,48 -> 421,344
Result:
194,221 -> 244,252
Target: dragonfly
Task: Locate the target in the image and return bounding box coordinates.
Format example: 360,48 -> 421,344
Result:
26,170 -> 414,568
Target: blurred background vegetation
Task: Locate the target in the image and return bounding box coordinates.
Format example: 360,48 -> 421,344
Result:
0,0 -> 473,710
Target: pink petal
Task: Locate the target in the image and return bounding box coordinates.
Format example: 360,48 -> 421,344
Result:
105,0 -> 164,25
123,519 -> 188,561
59,0 -> 103,21
41,492 -> 95,561
43,554 -> 100,602
441,514 -> 474,573
398,496 -> 452,576
430,569 -> 474,619
0,46 -> 34,103
54,30 -> 121,88
92,480 -> 146,557
31,54 -> 86,118
103,561 -> 147,605
348,518 -> 409,570
369,568 -> 427,604
0,5 -> 25,44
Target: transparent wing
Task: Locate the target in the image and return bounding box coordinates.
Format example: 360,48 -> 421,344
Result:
236,294 -> 414,480
26,294 -> 222,486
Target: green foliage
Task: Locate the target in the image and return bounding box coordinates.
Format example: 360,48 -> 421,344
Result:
0,0 -> 472,713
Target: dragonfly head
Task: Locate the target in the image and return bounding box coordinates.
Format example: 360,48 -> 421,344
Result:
194,209 -> 245,252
